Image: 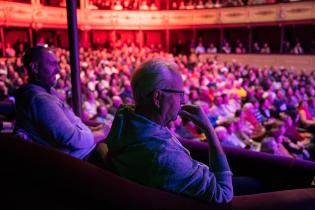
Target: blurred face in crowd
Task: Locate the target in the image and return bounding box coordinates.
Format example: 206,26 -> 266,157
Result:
277,90 -> 284,99
222,94 -> 229,104
286,88 -> 293,97
98,106 -> 108,117
215,127 -> 228,142
190,89 -> 199,101
87,91 -> 96,101
262,99 -> 270,108
113,96 -> 122,108
214,96 -> 222,106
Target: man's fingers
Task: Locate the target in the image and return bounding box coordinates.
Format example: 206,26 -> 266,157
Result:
181,104 -> 200,114
179,109 -> 194,120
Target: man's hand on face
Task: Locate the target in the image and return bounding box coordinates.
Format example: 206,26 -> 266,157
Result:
179,105 -> 213,133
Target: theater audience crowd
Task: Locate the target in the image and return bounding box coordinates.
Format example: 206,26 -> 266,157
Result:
5,0 -> 308,10
0,39 -> 314,161
192,40 -> 305,55
85,0 -> 306,10
33,0 -> 308,10
86,0 -> 307,10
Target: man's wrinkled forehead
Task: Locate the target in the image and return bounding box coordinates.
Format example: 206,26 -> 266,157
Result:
165,69 -> 183,87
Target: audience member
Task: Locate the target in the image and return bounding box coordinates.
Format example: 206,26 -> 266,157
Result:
195,42 -> 206,54
252,42 -> 260,53
261,43 -> 271,54
298,100 -> 315,133
261,127 -> 294,158
15,46 -> 107,160
222,42 -> 231,54
107,58 -> 233,203
292,42 -> 304,54
235,42 -> 246,54
282,41 -> 291,53
207,43 -> 218,54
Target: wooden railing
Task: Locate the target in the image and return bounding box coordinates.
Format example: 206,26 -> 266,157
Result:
0,1 -> 314,30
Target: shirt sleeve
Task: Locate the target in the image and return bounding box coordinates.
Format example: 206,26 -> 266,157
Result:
30,93 -> 95,149
153,144 -> 233,204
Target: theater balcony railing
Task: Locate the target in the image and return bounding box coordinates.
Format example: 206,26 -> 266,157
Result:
0,1 -> 314,30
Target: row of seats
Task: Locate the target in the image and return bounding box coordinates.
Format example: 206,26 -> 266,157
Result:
0,133 -> 314,209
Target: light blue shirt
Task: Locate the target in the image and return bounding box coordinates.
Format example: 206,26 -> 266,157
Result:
15,84 -> 95,159
107,105 -> 233,203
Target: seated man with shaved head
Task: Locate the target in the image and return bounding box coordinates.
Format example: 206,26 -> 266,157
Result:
15,46 -> 105,160
107,58 -> 233,203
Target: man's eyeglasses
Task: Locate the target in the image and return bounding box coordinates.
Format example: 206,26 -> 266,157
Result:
160,89 -> 184,96
160,89 -> 185,103
147,89 -> 185,102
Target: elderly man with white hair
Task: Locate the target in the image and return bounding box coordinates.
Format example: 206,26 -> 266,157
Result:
107,58 -> 233,203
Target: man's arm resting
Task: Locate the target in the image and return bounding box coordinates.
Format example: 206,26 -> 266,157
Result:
155,145 -> 233,204
32,95 -> 95,149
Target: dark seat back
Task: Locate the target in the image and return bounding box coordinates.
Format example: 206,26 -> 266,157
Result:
180,139 -> 315,191
0,133 -> 314,210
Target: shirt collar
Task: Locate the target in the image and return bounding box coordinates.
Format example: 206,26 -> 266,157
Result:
29,81 -> 52,94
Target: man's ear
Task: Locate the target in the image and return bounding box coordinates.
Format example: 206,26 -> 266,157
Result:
29,62 -> 39,74
153,89 -> 162,109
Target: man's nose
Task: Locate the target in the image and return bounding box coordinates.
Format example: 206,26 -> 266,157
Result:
55,66 -> 60,74
180,96 -> 185,105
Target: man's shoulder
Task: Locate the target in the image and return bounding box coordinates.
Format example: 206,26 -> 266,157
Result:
15,84 -> 47,105
16,84 -> 50,99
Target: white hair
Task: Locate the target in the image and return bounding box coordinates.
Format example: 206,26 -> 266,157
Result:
131,58 -> 180,105
243,102 -> 254,111
214,126 -> 227,134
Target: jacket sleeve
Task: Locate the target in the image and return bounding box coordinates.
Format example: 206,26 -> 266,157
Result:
153,143 -> 233,203
30,93 -> 95,149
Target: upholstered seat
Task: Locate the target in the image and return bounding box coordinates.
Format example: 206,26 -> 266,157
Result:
0,133 -> 314,210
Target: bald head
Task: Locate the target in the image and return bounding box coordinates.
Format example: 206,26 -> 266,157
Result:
22,46 -> 48,74
131,58 -> 182,105
22,46 -> 59,87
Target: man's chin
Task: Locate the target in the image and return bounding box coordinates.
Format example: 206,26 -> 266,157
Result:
51,81 -> 57,87
168,115 -> 178,125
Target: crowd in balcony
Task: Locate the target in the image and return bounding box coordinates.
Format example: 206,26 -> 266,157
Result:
3,0 -> 308,9
171,39 -> 305,55
88,0 -> 158,10
0,38 -> 315,161
0,36 -> 308,60
170,0 -> 306,9
88,0 -> 306,10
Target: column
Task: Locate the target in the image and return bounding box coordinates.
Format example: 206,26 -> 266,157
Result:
165,29 -> 170,53
0,27 -> 5,57
32,0 -> 41,6
166,0 -> 170,10
280,25 -> 284,53
136,30 -> 144,48
66,0 -> 82,118
192,28 -> 196,48
248,26 -> 252,53
110,30 -> 116,43
81,29 -> 90,48
80,0 -> 89,10
28,28 -> 33,48
219,27 -> 224,53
